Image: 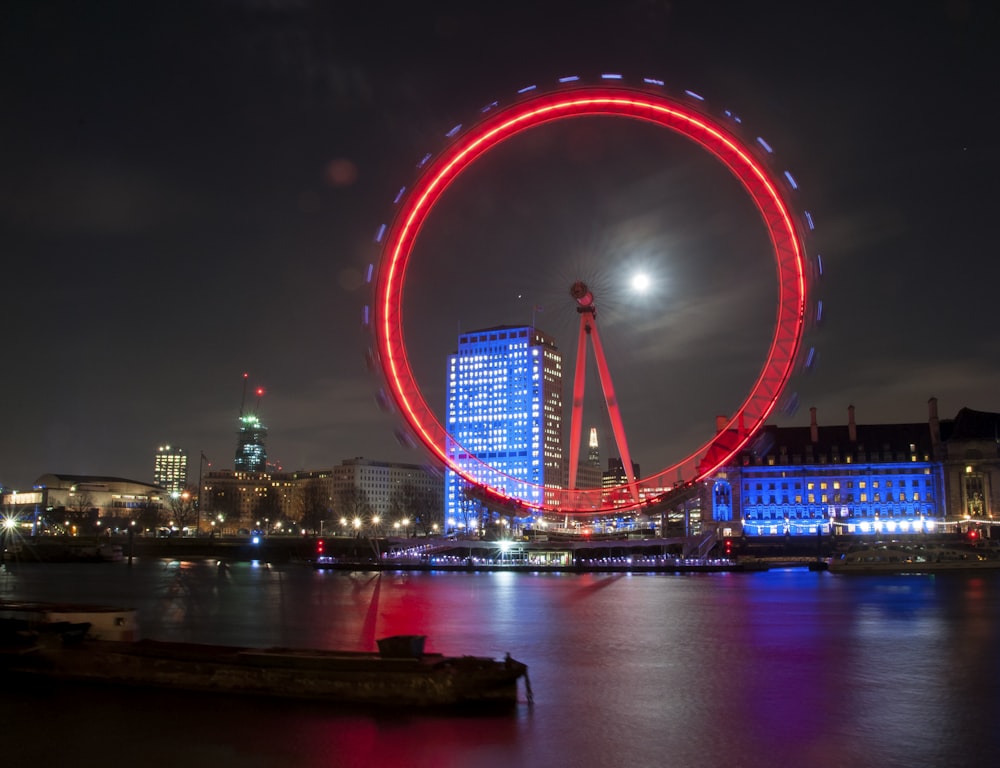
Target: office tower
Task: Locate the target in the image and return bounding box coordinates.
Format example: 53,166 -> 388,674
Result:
234,413 -> 267,473
153,445 -> 188,494
444,325 -> 562,524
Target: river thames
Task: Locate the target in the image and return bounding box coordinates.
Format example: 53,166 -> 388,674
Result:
2,558 -> 998,768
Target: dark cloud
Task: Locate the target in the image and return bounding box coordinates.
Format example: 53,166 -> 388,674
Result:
1,0 -> 998,488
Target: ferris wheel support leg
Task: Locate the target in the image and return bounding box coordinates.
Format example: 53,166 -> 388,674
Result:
587,319 -> 640,504
567,314 -> 590,491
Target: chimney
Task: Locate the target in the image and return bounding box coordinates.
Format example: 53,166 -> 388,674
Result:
810,407 -> 819,443
848,405 -> 857,442
928,396 -> 941,456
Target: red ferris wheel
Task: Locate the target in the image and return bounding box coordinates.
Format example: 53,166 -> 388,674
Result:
369,79 -> 818,516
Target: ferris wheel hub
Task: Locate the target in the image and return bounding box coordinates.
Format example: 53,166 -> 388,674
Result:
570,280 -> 595,310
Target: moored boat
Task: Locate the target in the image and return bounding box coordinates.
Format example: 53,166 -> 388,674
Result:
0,604 -> 530,709
0,601 -> 138,640
828,542 -> 1000,574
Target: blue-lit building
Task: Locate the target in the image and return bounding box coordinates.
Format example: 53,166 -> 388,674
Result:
444,325 -> 563,529
708,399 -> 1000,536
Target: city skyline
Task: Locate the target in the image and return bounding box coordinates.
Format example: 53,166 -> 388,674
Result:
3,2 -> 997,490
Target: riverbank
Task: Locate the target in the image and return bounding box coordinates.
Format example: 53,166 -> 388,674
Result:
6,535 -> 821,573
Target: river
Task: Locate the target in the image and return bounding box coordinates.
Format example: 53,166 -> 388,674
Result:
2,558 -> 998,768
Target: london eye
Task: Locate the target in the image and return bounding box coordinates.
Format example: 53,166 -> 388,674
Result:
368,78 -> 818,517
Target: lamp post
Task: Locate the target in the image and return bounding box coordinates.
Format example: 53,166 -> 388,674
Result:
196,452 -> 208,533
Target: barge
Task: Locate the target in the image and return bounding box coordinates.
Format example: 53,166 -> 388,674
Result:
828,543 -> 1000,574
0,603 -> 530,709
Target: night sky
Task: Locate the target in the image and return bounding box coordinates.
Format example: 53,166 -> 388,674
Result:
2,1 -> 997,491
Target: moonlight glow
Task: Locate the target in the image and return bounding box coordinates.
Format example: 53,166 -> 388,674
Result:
630,273 -> 651,293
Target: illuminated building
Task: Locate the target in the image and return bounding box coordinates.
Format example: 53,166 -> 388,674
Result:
935,404 -> 1000,523
234,413 -> 267,473
574,427 -> 603,490
444,326 -> 563,528
708,399 -> 1000,536
602,457 -> 641,509
153,445 -> 187,494
1,474 -> 165,527
201,469 -> 271,529
324,458 -> 443,532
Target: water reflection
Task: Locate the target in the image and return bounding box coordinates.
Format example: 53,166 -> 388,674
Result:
2,561 -> 999,768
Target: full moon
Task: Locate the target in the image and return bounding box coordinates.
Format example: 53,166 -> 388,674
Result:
630,273 -> 651,293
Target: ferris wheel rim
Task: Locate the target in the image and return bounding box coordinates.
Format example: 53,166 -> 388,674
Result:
371,82 -> 812,515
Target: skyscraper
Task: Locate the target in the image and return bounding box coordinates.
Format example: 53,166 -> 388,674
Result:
575,426 -> 604,489
153,445 -> 188,494
234,413 -> 267,473
445,325 -> 563,524
232,374 -> 269,474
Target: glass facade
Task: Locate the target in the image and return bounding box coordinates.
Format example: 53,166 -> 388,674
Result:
234,414 -> 267,473
444,326 -> 562,528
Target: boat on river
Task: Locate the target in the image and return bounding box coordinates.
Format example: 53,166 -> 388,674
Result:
0,603 -> 530,709
828,542 -> 1000,574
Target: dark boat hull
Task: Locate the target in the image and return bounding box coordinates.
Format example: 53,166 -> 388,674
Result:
3,637 -> 529,709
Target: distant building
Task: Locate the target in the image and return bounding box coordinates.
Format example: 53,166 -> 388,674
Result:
321,458 -> 443,534
602,457 -> 642,510
705,399 -> 1000,536
933,403 -> 1000,522
200,469 -> 272,531
153,445 -> 187,494
235,414 -> 267,473
197,460 -> 444,535
2,474 -> 166,531
573,427 -> 604,490
444,325 -> 563,528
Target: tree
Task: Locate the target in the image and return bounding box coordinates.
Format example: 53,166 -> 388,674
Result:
168,487 -> 198,530
336,486 -> 372,531
253,487 -> 282,531
390,483 -> 443,535
66,491 -> 97,532
298,479 -> 330,534
208,486 -> 240,528
133,499 -> 162,533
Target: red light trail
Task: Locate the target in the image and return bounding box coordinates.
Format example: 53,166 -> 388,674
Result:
373,84 -> 812,514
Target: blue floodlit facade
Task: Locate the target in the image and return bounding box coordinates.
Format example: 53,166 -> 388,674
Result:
707,401 -> 995,536
445,326 -> 562,528
732,461 -> 942,536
